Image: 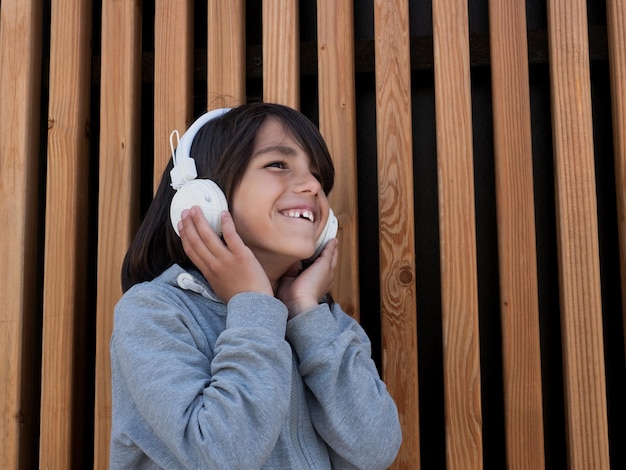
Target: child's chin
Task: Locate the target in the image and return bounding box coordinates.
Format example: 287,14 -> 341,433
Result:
269,239 -> 316,260
283,247 -> 316,262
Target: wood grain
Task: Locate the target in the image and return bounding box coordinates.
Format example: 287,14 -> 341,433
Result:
432,0 -> 483,467
262,0 -> 299,108
208,0 -> 246,109
94,0 -> 142,468
606,0 -> 626,361
2,3 -> 622,468
0,1 -> 42,468
153,0 -> 194,189
547,0 -> 610,467
488,0 -> 545,468
39,0 -> 92,466
317,0 -> 360,319
373,0 -> 420,467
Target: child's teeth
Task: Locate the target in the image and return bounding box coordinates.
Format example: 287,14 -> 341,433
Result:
284,209 -> 314,222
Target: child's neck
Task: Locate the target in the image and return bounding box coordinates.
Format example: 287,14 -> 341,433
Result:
256,253 -> 300,293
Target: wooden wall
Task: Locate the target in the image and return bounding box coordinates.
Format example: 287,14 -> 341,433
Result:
1,0 -> 624,468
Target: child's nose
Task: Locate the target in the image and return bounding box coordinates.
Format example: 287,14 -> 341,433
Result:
294,170 -> 322,194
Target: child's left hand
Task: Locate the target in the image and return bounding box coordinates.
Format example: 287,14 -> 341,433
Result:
276,238 -> 339,318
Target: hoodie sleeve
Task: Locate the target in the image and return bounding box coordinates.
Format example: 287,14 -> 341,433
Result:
285,303 -> 402,469
110,287 -> 292,469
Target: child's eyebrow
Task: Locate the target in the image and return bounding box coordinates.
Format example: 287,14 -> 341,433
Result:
253,145 -> 298,158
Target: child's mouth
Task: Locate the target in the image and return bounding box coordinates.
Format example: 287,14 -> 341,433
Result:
280,209 -> 315,223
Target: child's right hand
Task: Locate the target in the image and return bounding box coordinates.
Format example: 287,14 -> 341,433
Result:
178,207 -> 274,302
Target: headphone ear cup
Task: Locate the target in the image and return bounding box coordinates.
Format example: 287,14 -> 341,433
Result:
170,179 -> 228,236
306,208 -> 338,261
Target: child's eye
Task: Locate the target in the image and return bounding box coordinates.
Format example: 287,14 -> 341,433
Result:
265,161 -> 287,169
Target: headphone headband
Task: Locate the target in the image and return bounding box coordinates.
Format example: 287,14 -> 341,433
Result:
170,108 -> 232,189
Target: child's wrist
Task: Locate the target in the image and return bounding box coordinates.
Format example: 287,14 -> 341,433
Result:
287,297 -> 318,318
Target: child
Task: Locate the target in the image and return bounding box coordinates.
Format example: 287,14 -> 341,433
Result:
110,102 -> 402,469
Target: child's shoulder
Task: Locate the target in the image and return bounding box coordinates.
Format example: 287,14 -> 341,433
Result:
115,265 -> 220,323
121,264 -> 188,301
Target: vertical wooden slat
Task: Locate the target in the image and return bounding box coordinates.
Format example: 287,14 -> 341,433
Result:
262,0 -> 299,108
317,0 -> 360,319
546,0 -> 610,468
606,0 -> 626,360
373,0 -> 420,467
153,0 -> 193,188
94,1 -> 142,468
207,0 -> 246,109
488,0 -> 545,467
0,1 -> 42,468
39,0 -> 92,466
432,0 -> 483,468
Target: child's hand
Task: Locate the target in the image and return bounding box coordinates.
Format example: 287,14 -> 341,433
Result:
178,208 -> 273,302
276,238 -> 338,318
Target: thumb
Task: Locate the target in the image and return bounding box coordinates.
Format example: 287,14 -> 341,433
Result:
283,261 -> 302,277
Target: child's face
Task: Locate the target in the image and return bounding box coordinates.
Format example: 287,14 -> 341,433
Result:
230,117 -> 331,264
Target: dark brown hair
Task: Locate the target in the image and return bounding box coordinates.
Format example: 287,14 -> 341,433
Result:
121,102 -> 335,291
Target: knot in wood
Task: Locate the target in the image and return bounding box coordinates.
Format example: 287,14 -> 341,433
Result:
399,268 -> 413,285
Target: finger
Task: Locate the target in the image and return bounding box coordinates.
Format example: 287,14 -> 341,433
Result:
283,261 -> 301,277
178,211 -> 215,271
179,208 -> 227,269
218,211 -> 247,254
187,207 -> 230,256
317,237 -> 338,264
329,239 -> 339,270
321,239 -> 338,289
188,207 -> 221,242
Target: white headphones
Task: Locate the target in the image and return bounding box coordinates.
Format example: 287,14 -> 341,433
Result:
169,108 -> 338,261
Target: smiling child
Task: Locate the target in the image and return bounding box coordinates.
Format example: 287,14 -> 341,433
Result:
109,102 -> 402,469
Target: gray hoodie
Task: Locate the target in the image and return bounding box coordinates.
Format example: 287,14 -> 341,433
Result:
110,264 -> 401,469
